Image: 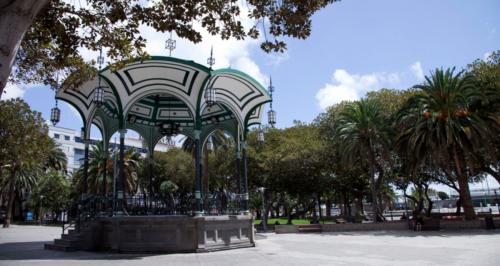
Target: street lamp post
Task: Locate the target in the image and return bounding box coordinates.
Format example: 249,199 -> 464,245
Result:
258,187 -> 266,232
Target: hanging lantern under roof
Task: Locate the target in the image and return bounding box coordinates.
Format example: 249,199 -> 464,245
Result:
94,86 -> 105,106
206,86 -> 216,106
50,103 -> 60,126
160,122 -> 181,137
257,127 -> 265,143
268,109 -> 276,126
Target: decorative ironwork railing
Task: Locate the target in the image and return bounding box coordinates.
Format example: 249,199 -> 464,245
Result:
74,192 -> 245,219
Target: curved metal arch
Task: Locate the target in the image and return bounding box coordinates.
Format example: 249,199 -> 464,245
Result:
122,87 -> 197,123
200,101 -> 243,133
91,116 -> 105,139
55,97 -> 87,129
200,125 -> 237,152
202,69 -> 271,132
243,101 -> 271,134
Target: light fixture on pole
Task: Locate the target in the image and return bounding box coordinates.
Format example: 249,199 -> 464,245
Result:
268,77 -> 276,127
205,86 -> 216,106
50,74 -> 60,126
257,126 -> 264,143
94,48 -> 105,106
50,100 -> 60,126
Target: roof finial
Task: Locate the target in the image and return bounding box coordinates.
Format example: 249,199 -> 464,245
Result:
207,46 -> 215,69
165,31 -> 176,57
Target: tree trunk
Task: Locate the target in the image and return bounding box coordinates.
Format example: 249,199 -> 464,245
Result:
3,172 -> 16,227
0,0 -> 50,96
452,147 -> 476,220
368,148 -> 380,222
455,197 -> 462,215
317,196 -> 323,221
325,197 -> 332,217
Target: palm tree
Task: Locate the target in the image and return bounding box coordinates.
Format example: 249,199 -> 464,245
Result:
45,139 -> 67,173
87,142 -> 111,195
396,68 -> 491,220
115,148 -> 142,195
336,99 -> 389,222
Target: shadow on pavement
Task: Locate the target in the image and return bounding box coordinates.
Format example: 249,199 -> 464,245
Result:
318,229 -> 500,238
0,241 -> 164,261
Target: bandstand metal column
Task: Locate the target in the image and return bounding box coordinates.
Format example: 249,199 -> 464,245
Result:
102,140 -> 108,196
236,149 -> 241,195
83,137 -> 89,195
116,129 -> 126,212
242,141 -> 249,213
194,130 -> 203,215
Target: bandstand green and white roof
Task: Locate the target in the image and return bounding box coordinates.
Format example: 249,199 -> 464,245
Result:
56,56 -> 271,151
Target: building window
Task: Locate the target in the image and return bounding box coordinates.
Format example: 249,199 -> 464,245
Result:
54,134 -> 60,139
74,148 -> 84,166
64,135 -> 70,141
75,137 -> 83,143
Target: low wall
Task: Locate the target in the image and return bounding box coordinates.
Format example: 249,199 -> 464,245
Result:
275,225 -> 299,234
275,219 -> 500,234
78,215 -> 254,253
322,222 -> 408,232
440,220 -> 485,230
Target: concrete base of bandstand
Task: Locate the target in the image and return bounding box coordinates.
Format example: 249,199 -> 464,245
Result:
46,215 -> 255,253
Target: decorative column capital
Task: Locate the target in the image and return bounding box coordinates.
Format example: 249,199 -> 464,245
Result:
194,130 -> 201,140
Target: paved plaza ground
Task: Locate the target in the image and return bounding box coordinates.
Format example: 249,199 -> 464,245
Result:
0,225 -> 499,266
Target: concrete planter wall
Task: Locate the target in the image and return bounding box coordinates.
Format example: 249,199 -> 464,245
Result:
322,222 -> 408,232
440,220 -> 484,230
275,225 -> 299,234
275,219 -> 500,234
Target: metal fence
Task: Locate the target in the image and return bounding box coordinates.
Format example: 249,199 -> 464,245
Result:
76,192 -> 245,218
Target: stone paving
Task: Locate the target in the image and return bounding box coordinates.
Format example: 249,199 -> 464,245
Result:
1,225 -> 499,266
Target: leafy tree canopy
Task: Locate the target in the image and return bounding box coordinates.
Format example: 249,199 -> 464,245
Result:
0,0 -> 338,94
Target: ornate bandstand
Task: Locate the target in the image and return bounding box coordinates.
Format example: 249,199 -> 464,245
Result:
45,55 -> 275,253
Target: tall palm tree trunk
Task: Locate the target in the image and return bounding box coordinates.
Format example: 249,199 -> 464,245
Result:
368,148 -> 380,222
452,147 -> 476,220
3,171 -> 16,228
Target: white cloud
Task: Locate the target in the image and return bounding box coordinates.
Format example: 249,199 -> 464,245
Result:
78,3 -> 269,86
410,61 -> 424,81
315,69 -> 401,110
139,24 -> 267,85
483,52 -> 492,61
3,83 -> 25,99
267,50 -> 290,67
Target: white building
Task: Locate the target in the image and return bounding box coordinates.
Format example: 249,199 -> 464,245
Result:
48,125 -> 172,174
